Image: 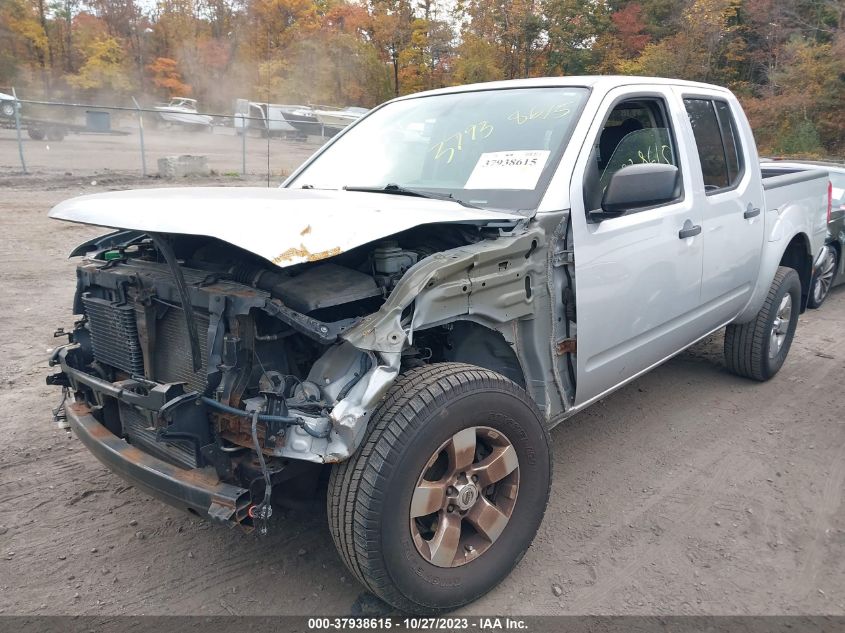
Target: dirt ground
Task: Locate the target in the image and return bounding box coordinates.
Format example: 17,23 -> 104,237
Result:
0,160 -> 843,616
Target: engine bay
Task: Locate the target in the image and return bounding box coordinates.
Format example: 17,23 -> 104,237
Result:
51,224 -> 490,478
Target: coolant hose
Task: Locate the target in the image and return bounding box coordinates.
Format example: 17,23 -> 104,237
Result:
200,396 -> 331,439
201,396 -> 298,423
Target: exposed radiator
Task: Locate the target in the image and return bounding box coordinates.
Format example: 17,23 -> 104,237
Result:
119,402 -> 198,469
152,308 -> 210,393
83,293 -> 210,393
81,294 -> 145,376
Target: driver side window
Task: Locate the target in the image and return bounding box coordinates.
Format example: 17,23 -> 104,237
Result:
583,97 -> 682,213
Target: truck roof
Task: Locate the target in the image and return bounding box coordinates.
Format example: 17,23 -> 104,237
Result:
396,75 -> 734,101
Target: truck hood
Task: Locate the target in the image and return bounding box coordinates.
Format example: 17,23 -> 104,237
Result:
49,187 -> 522,267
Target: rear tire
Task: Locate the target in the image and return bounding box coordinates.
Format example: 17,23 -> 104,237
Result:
327,363 -> 551,613
724,266 -> 800,381
1,101 -> 15,118
808,246 -> 838,309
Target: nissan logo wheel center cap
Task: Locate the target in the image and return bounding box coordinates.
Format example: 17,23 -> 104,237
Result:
454,481 -> 479,511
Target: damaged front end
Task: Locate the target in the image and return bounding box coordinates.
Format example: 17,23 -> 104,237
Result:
47,209 -> 539,532
48,232 -> 409,530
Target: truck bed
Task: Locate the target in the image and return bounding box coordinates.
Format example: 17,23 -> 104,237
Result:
761,166 -> 829,261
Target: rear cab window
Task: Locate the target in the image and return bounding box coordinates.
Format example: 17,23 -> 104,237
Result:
683,97 -> 745,193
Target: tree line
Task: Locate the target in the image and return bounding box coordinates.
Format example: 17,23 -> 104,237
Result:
1,0 -> 843,155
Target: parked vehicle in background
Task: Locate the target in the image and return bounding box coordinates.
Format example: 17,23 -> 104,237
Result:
762,160 -> 845,307
0,91 -> 19,118
280,106 -> 322,136
153,97 -> 213,129
312,106 -> 368,132
47,76 -> 829,613
0,93 -> 126,142
233,99 -> 308,139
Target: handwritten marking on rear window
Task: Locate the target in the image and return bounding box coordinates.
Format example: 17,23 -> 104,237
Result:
508,104 -> 572,125
430,120 -> 494,163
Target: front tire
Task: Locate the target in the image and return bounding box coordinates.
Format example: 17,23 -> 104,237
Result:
327,363 -> 551,613
724,266 -> 800,381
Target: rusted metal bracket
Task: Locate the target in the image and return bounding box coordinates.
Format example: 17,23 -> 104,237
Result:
555,338 -> 577,355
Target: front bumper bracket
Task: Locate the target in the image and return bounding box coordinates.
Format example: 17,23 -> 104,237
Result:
66,401 -> 252,529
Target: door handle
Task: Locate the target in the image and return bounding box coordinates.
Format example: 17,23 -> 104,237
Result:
678,222 -> 702,239
744,204 -> 761,219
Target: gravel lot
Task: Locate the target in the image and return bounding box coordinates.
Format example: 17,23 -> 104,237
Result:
0,139 -> 843,616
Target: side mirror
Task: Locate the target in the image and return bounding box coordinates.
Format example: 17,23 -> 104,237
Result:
593,163 -> 679,220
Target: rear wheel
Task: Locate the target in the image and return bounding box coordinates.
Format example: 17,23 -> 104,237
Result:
724,266 -> 800,381
1,101 -> 15,118
327,363 -> 551,613
808,246 -> 838,309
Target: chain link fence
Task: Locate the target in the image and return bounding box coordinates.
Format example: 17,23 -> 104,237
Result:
0,90 -> 344,183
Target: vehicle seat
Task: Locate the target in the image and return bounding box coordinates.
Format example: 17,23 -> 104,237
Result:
598,118 -> 644,169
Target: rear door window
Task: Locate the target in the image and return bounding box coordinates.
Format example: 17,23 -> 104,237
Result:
714,101 -> 743,185
684,98 -> 744,193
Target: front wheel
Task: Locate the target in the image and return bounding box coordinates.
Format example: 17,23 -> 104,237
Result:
808,246 -> 838,309
327,363 -> 551,613
724,266 -> 801,381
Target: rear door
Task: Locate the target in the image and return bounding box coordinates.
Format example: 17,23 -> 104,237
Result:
678,93 -> 765,321
567,85 -> 705,406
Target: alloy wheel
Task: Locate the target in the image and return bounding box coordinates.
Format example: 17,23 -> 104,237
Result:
769,293 -> 792,359
410,426 -> 520,568
813,248 -> 837,305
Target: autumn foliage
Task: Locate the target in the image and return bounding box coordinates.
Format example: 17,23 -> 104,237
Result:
0,0 -> 842,155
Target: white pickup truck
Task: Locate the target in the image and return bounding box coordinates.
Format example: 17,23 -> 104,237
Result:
47,76 -> 829,612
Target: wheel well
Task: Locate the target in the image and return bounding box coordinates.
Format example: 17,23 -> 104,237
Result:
438,321 -> 526,388
779,234 -> 812,310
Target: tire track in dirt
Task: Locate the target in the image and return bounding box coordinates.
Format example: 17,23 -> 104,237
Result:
568,447 -> 757,613
794,442 -> 845,601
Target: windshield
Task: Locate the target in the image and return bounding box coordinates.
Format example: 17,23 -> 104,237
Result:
288,87 -> 590,212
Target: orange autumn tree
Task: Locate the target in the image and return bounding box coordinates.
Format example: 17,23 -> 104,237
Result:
146,56 -> 191,97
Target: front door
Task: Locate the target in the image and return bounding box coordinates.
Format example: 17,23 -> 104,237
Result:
567,86 -> 705,406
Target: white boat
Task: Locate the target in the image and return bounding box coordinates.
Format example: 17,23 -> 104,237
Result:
313,106 -> 368,131
153,98 -> 213,128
